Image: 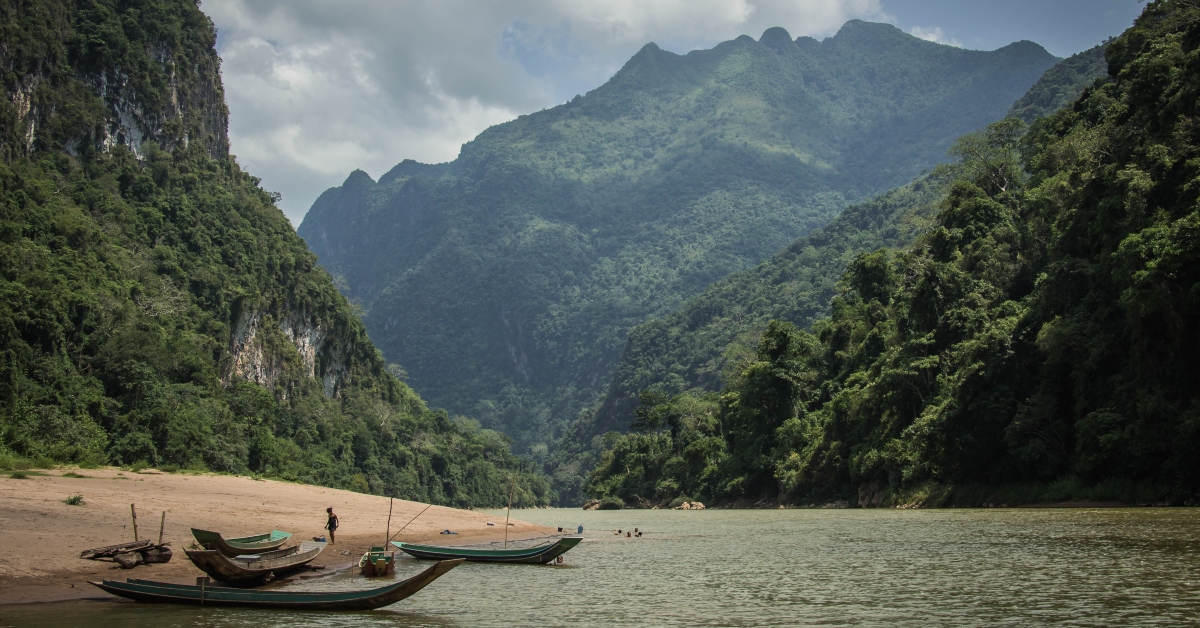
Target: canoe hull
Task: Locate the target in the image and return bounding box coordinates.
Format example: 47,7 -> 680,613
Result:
90,559 -> 463,610
359,548 -> 396,577
184,543 -> 323,584
392,536 -> 582,564
191,528 -> 292,557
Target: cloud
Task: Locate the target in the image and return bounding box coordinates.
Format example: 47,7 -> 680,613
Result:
201,0 -> 887,223
908,26 -> 963,48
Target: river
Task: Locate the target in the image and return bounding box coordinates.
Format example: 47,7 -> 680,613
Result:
3,507 -> 1198,626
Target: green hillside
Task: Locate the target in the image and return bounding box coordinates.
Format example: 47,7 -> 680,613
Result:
589,44 -> 1110,447
299,22 -> 1058,466
587,0 -> 1200,507
0,0 -> 550,507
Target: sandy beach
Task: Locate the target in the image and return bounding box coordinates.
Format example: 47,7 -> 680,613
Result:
0,467 -> 557,604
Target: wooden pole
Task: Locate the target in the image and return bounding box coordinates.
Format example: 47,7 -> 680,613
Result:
158,511 -> 166,545
385,497 -> 394,545
388,503 -> 431,543
504,476 -> 515,549
130,504 -> 139,542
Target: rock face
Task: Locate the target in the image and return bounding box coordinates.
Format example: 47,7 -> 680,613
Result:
673,501 -> 705,510
225,307 -> 352,399
1,1 -> 229,161
857,483 -> 885,508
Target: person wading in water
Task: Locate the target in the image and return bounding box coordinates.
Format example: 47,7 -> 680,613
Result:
325,507 -> 339,545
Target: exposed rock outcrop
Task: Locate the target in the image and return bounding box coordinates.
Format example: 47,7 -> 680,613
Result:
225,307 -> 351,399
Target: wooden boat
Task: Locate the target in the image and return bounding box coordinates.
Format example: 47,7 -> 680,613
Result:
391,535 -> 582,564
359,546 -> 395,577
89,559 -> 463,610
185,541 -> 324,584
191,528 -> 292,557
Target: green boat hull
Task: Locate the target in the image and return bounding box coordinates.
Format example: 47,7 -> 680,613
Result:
191,528 -> 292,557
391,536 -> 582,564
90,559 -> 463,610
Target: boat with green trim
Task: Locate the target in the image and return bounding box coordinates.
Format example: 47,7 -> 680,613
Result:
191,528 -> 292,557
391,536 -> 582,564
359,546 -> 395,577
89,559 -> 463,610
184,541 -> 324,584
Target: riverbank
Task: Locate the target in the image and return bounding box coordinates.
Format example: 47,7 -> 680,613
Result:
0,467 -> 556,604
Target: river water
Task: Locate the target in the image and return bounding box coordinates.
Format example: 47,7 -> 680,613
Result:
3,507 -> 1198,626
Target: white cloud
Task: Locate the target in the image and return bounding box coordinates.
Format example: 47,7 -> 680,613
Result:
908,26 -> 963,48
201,0 -> 887,223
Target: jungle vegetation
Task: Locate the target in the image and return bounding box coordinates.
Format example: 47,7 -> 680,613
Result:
586,0 -> 1200,507
0,0 -> 551,507
300,22 -> 1059,492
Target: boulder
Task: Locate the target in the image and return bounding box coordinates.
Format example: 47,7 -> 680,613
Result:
140,546 -> 173,564
114,551 -> 143,569
582,500 -> 600,511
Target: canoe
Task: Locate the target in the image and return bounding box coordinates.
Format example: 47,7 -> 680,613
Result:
391,535 -> 582,564
191,528 -> 292,557
89,559 -> 464,610
185,542 -> 324,584
359,546 -> 395,577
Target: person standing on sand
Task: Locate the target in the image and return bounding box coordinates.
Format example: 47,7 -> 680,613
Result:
326,507 -> 339,545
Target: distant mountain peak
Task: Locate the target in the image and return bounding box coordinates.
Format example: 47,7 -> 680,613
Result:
343,169 -> 376,187
759,26 -> 796,53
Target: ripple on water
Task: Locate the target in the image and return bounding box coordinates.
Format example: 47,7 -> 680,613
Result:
3,508 -> 1199,627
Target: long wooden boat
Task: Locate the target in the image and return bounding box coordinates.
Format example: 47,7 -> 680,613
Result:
359,546 -> 395,577
391,535 -> 582,564
185,542 -> 324,584
191,528 -> 292,557
89,559 -> 463,610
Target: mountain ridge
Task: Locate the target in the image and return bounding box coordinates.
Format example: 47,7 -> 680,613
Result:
299,20 -> 1058,481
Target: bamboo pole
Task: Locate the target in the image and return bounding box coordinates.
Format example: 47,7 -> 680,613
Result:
130,504 -> 139,542
158,511 -> 166,545
388,503 -> 432,543
504,476 -> 515,549
385,497 -> 394,545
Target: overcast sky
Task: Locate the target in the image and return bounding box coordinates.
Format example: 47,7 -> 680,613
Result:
200,0 -> 1144,224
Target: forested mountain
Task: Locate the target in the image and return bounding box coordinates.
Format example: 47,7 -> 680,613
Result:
299,22 -> 1058,462
586,0 -> 1200,508
588,44 -> 1110,447
0,0 -> 550,507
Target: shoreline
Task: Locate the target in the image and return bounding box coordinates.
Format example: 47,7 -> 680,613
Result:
0,467 -> 556,605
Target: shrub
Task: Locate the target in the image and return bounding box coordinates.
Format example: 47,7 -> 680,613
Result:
64,494 -> 85,505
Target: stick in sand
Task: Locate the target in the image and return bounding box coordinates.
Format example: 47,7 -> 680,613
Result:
158,511 -> 166,545
388,503 -> 432,543
385,497 -> 393,544
130,504 -> 139,542
504,475 -> 515,549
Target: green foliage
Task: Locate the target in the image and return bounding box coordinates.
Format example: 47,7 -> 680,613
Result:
0,0 -> 551,508
589,0 -> 1200,506
1009,43 -> 1109,124
587,171 -> 948,442
299,23 -> 1058,503
63,493 -> 84,505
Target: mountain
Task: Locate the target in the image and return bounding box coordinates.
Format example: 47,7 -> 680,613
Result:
588,44 -> 1110,447
299,22 -> 1058,460
586,0 -> 1200,507
0,0 -> 550,507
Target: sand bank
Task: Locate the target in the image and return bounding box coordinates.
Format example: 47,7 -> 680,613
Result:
0,467 -> 556,604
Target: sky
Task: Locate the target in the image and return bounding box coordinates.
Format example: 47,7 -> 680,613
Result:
200,0 -> 1145,224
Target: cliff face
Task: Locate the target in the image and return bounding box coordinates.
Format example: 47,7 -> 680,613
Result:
0,0 -> 228,161
0,0 -> 552,506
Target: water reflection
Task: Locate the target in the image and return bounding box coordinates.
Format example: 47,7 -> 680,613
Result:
3,508 -> 1198,627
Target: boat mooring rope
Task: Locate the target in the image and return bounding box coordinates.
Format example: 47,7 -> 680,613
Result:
0,557 -> 75,588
